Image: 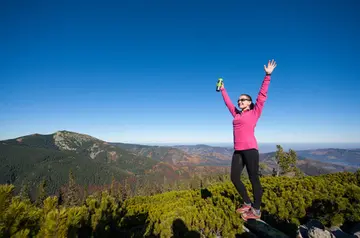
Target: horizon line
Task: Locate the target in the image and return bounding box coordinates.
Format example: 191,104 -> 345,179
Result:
108,141 -> 360,147
1,130 -> 359,145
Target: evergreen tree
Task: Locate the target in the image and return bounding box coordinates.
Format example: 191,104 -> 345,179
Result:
275,145 -> 300,176
19,181 -> 30,201
83,184 -> 89,204
110,175 -> 116,197
116,181 -> 123,202
134,177 -> 141,196
275,145 -> 285,176
36,179 -> 46,206
64,169 -> 80,206
287,149 -> 298,172
57,188 -> 63,205
123,178 -> 132,200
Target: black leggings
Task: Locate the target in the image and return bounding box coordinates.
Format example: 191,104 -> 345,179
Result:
231,149 -> 263,210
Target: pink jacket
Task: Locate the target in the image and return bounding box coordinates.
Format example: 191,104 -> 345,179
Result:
221,75 -> 271,151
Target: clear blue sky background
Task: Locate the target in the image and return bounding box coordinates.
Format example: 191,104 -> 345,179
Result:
1,0 -> 359,144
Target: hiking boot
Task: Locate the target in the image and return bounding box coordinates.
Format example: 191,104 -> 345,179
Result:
236,204 -> 251,214
241,208 -> 261,221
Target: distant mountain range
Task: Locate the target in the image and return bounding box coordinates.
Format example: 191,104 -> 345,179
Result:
172,144 -> 233,165
0,130 -> 359,196
171,144 -> 360,173
296,148 -> 360,167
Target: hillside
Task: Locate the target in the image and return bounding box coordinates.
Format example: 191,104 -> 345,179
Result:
111,142 -> 203,165
109,142 -> 233,187
259,151 -> 358,175
1,130 -> 157,170
174,145 -> 359,175
173,144 -> 233,165
0,131 -> 160,196
1,171 -> 359,237
296,148 -> 360,167
0,131 -> 230,198
0,143 -> 131,195
2,130 -> 359,200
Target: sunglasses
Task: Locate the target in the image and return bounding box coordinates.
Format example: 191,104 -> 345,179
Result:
238,98 -> 251,102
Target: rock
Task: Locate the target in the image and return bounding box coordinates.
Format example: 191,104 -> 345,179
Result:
243,219 -> 289,238
308,227 -> 335,238
298,225 -> 309,238
298,226 -> 335,238
297,220 -> 360,238
297,219 -> 335,238
329,226 -> 357,238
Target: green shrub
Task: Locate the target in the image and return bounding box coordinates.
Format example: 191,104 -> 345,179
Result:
0,171 -> 359,237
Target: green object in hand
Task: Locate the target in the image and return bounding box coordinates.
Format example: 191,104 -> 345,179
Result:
216,78 -> 223,92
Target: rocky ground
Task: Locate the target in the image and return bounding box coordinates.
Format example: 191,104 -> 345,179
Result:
240,219 -> 360,238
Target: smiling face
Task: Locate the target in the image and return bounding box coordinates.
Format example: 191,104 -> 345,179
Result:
237,94 -> 252,110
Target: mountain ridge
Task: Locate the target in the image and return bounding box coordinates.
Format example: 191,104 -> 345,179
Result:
0,130 -> 160,196
1,130 -> 359,198
0,131 -> 231,197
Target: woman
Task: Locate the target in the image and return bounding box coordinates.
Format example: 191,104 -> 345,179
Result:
219,59 -> 277,220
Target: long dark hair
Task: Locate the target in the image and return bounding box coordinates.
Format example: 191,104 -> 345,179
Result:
241,94 -> 254,110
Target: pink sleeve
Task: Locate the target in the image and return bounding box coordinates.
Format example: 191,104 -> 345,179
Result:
221,87 -> 237,117
253,74 -> 271,117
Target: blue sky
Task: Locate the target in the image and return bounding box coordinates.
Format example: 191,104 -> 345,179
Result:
1,0 -> 359,144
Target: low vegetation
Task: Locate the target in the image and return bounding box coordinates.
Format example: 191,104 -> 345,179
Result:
1,143 -> 359,237
1,169 -> 359,237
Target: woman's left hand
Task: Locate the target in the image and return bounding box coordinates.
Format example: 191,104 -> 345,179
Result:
264,59 -> 277,75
